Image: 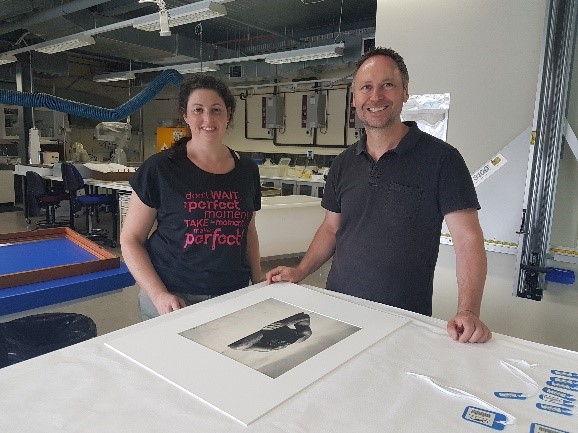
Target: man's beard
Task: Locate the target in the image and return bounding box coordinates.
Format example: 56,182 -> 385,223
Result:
361,113 -> 397,131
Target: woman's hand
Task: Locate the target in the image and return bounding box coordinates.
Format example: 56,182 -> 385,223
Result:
151,292 -> 187,315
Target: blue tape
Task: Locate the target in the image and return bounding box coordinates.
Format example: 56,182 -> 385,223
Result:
530,422 -> 569,433
539,394 -> 575,408
551,370 -> 578,379
546,380 -> 578,391
549,377 -> 578,386
462,406 -> 507,430
543,387 -> 576,401
536,403 -> 573,416
494,391 -> 526,399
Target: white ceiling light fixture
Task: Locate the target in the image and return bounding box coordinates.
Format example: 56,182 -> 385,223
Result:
92,62 -> 219,82
173,62 -> 219,74
265,43 -> 345,64
93,71 -> 136,83
34,34 -> 96,54
133,0 -> 227,34
137,0 -> 171,36
0,54 -> 17,65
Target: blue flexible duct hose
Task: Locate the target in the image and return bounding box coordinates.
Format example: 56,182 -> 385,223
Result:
0,69 -> 182,122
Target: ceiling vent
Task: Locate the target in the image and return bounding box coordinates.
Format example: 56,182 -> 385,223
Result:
362,37 -> 375,54
229,65 -> 242,78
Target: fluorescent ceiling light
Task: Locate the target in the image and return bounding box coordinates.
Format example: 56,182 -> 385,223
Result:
93,63 -> 218,82
133,1 -> 227,32
93,71 -> 136,83
34,34 -> 96,54
173,63 -> 219,74
0,54 -> 17,65
265,43 -> 345,64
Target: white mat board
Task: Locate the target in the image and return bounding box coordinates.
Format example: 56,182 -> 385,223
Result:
105,283 -> 410,425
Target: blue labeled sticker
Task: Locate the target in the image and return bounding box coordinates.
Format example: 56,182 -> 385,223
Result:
530,422 -> 569,433
539,393 -> 575,408
535,403 -> 573,416
462,406 -> 507,430
549,377 -> 578,386
543,387 -> 576,401
551,370 -> 578,379
494,391 -> 527,400
546,380 -> 578,392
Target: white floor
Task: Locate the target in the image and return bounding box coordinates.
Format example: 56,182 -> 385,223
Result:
0,205 -> 331,335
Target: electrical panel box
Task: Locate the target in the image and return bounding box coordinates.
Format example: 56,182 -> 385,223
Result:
265,95 -> 285,129
229,65 -> 242,78
350,109 -> 364,129
306,93 -> 327,128
348,94 -> 364,129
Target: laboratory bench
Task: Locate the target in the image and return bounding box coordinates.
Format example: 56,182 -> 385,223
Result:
260,175 -> 325,197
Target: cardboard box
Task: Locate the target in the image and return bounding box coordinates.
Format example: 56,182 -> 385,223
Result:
91,170 -> 134,182
261,186 -> 281,197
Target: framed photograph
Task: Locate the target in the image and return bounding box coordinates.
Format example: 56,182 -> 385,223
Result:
105,283 -> 410,425
0,227 -> 119,289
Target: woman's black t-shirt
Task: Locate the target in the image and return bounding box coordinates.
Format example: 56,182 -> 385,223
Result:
129,144 -> 261,295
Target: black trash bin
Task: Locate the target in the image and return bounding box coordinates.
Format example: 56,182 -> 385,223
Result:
0,324 -> 9,369
0,313 -> 97,367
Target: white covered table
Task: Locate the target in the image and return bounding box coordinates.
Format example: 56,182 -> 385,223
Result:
0,283 -> 576,433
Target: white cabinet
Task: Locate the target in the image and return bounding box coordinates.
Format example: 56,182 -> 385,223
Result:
119,192 -> 130,232
33,108 -> 69,142
258,195 -> 325,257
0,105 -> 20,139
0,105 -> 69,141
0,170 -> 15,204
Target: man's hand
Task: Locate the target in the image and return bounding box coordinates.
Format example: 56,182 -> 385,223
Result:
266,266 -> 305,284
447,310 -> 492,343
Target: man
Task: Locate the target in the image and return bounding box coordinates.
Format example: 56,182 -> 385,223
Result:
267,47 -> 491,343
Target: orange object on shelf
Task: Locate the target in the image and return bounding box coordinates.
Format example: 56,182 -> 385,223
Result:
156,127 -> 189,152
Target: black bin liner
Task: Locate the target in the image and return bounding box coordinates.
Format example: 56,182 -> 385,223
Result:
0,313 -> 97,367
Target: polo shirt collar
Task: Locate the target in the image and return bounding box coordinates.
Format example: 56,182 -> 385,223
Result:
355,121 -> 420,157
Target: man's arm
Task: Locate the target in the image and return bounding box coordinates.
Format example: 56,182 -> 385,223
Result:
444,208 -> 492,343
266,210 -> 340,284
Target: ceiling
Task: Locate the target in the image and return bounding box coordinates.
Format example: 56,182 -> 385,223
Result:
0,0 -> 376,98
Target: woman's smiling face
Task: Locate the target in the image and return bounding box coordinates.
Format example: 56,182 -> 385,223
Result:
183,88 -> 230,143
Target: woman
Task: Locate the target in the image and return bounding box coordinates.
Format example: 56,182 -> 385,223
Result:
121,75 -> 262,320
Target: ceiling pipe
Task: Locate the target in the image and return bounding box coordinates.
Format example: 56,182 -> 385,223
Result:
0,0 -> 113,36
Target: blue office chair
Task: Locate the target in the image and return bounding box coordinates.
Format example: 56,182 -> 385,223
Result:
61,162 -> 118,247
25,170 -> 69,228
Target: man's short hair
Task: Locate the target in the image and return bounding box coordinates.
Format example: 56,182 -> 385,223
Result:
353,47 -> 409,87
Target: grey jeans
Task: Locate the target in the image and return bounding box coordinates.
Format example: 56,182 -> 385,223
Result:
138,289 -> 212,321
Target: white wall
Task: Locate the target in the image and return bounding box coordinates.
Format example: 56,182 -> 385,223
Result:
376,0 -> 578,352
435,246 -> 578,352
377,0 -> 546,171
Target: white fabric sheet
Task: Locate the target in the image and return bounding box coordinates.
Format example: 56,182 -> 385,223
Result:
0,283 -> 576,433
